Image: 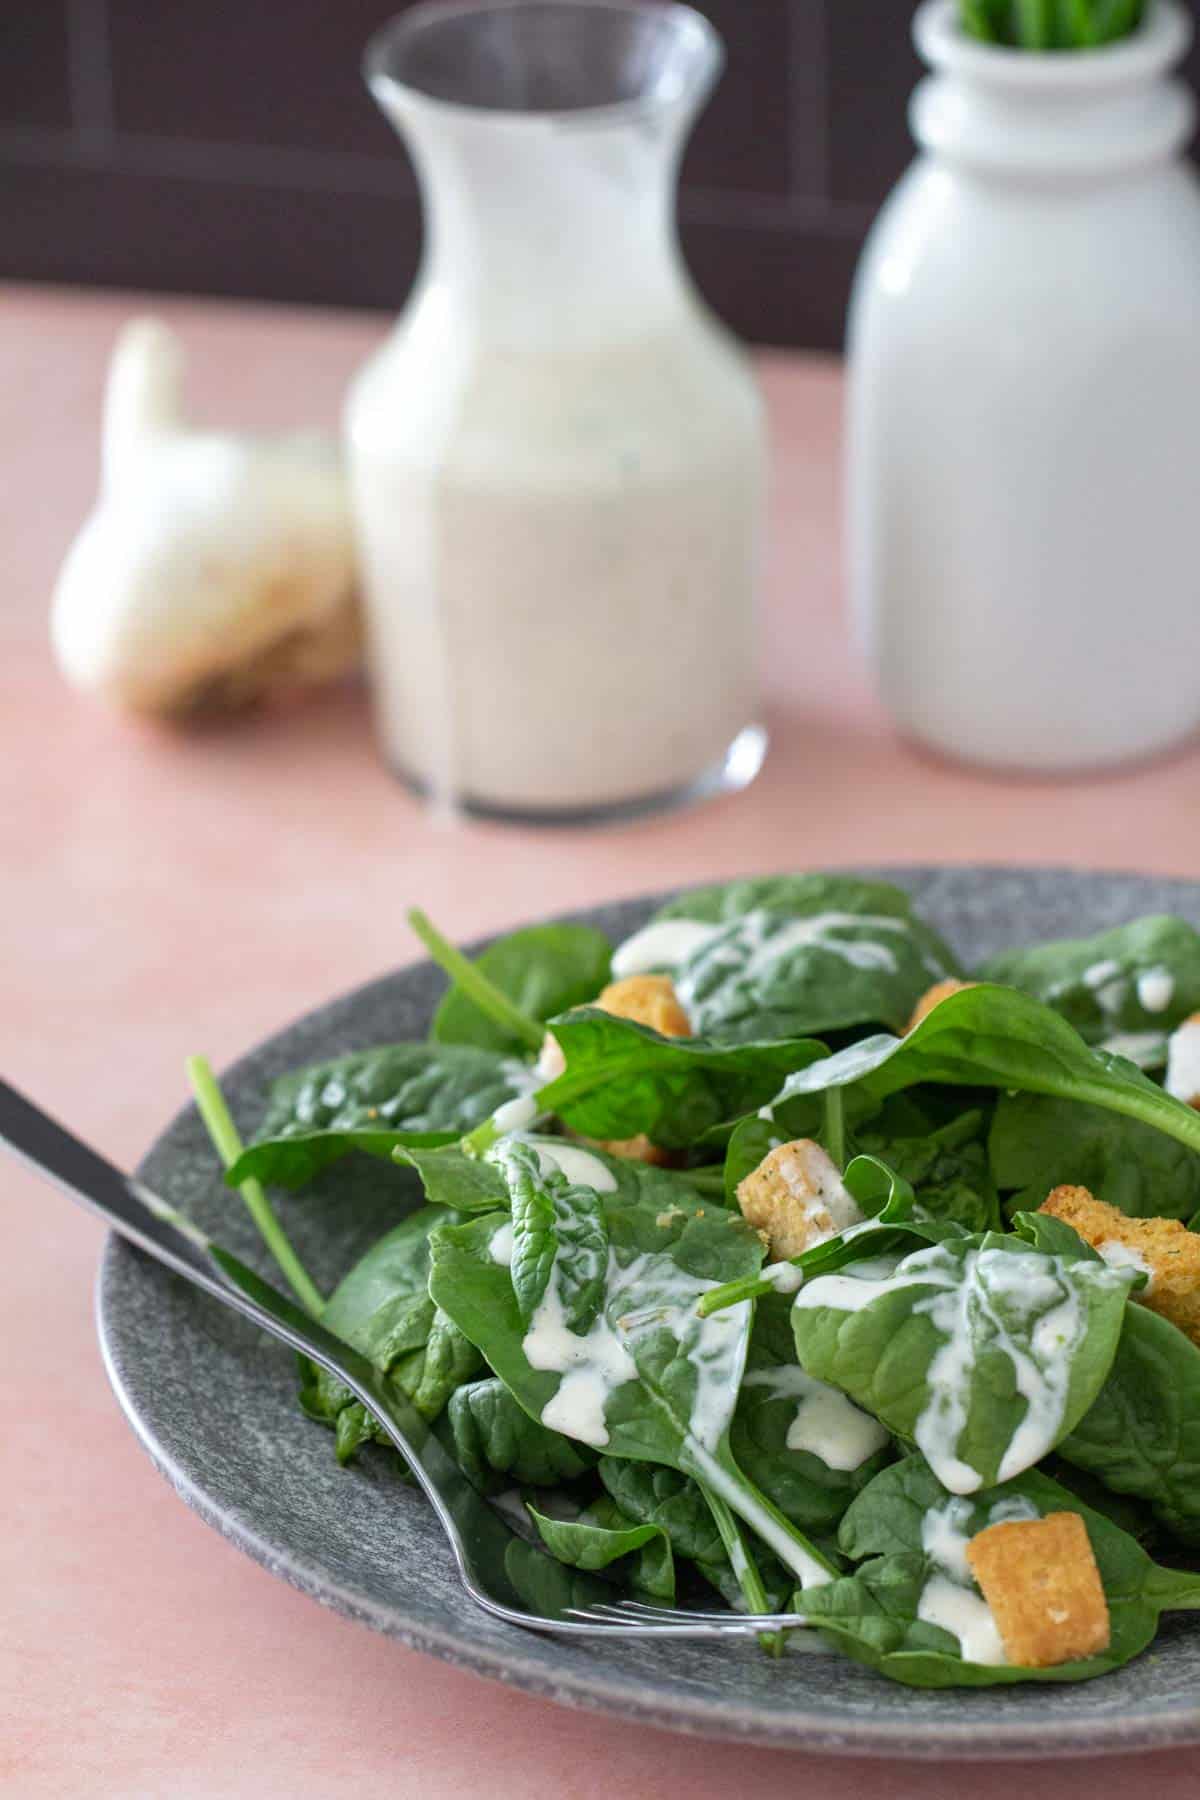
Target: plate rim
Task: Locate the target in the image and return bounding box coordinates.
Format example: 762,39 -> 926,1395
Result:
96,863 -> 1200,1761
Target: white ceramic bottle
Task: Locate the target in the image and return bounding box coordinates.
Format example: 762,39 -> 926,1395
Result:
847,0 -> 1200,772
346,1 -> 766,820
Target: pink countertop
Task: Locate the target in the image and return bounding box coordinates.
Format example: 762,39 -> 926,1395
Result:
6,283 -> 1200,1799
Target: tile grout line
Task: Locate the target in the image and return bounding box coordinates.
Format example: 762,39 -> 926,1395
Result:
0,123 -> 876,235
66,0 -> 116,151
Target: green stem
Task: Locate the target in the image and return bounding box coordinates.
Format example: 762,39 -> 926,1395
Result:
408,908 -> 545,1055
700,1483 -> 784,1658
187,1055 -> 324,1318
697,1270 -> 779,1317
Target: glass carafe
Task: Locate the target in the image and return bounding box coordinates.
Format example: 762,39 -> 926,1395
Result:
346,0 -> 766,820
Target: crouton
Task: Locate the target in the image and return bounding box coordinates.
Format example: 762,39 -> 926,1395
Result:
965,1512 -> 1110,1668
597,973 -> 692,1040
587,975 -> 691,1165
1165,1012 -> 1200,1109
1039,1185 -> 1200,1348
907,978 -> 975,1033
735,1139 -> 861,1262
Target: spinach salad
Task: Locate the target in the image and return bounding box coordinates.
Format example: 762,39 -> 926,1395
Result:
193,876 -> 1200,1688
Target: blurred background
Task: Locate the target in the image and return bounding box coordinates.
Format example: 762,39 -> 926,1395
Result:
19,0 -> 1200,346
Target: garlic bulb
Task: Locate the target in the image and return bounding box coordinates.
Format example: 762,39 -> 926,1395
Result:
51,318 -> 360,716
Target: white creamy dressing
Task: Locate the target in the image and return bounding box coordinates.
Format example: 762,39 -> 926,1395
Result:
761,1260 -> 806,1294
1081,958 -> 1128,1018
1166,1016 -> 1200,1105
1097,1238 -> 1154,1291
350,317 -> 763,816
743,1366 -> 889,1471
610,918 -> 729,979
488,1220 -> 514,1266
794,1243 -> 1132,1494
1137,967 -> 1175,1013
490,1094 -> 539,1134
520,1246 -> 745,1451
488,1133 -> 618,1194
917,1575 -> 1008,1666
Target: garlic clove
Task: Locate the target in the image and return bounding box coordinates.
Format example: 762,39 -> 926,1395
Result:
51,317 -> 361,718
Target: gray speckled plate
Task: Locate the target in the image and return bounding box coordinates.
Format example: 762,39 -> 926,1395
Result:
98,867 -> 1200,1761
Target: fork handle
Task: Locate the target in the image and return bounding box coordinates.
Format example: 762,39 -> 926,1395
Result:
0,1077 -> 383,1396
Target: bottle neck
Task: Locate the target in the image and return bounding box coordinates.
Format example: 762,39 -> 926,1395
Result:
397,104 -> 694,350
910,0 -> 1194,184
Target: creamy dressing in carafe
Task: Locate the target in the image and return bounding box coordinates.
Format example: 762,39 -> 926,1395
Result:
347,10 -> 764,817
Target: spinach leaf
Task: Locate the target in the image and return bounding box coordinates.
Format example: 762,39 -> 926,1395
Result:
764,984 -> 1200,1161
491,1137 -> 608,1333
229,1044 -> 534,1190
396,1145 -> 511,1212
798,1453 -> 1200,1688
729,1292 -> 892,1534
596,1457 -> 794,1622
596,1459 -> 727,1564
856,1113 -> 1001,1235
990,1091 -> 1200,1222
300,1206 -> 480,1458
645,874 -> 962,1041
391,1307 -> 484,1421
791,1232 -> 1136,1493
446,1377 -> 598,1489
981,915 -> 1200,1045
525,1494 -> 675,1600
432,923 -> 612,1055
1059,1303 -> 1200,1546
535,1011 -> 828,1149
427,1190 -> 836,1588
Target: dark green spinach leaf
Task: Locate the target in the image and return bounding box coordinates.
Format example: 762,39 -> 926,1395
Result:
1059,1302 -> 1200,1547
791,1232 -> 1136,1493
229,1044 -> 534,1190
763,984 -> 1200,1161
447,1377 -> 598,1489
990,1091 -> 1200,1222
427,1189 -> 836,1588
981,915 -> 1200,1045
645,874 -> 962,1041
535,1011 -> 827,1149
432,923 -> 612,1055
729,1292 -> 892,1534
525,1494 -> 675,1600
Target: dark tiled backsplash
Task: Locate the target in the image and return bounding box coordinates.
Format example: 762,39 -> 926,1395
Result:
3,0 -> 1198,347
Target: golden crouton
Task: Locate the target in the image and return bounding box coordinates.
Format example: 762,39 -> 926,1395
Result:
735,1139 -> 859,1262
1039,1185 -> 1200,1348
966,1512 -> 1110,1668
907,978 -> 975,1033
587,975 -> 691,1165
597,974 -> 692,1040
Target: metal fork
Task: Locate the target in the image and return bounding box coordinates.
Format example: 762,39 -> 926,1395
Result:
0,1079 -> 810,1640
